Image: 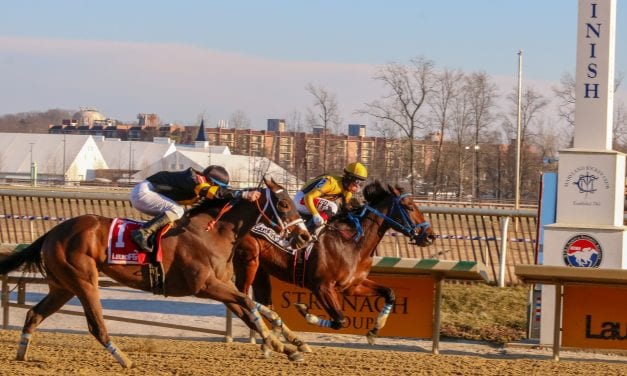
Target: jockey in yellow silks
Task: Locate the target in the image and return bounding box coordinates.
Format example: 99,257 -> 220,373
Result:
293,162 -> 368,232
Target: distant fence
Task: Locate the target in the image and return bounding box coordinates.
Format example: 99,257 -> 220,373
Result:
0,187 -> 541,284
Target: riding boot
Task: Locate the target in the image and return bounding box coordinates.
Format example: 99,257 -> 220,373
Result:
131,213 -> 172,252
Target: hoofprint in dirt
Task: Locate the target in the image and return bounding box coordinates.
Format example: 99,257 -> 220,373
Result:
2,283 -> 627,375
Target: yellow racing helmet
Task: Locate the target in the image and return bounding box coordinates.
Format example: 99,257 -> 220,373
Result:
344,162 -> 368,181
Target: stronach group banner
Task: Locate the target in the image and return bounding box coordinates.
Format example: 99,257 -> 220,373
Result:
269,275 -> 434,338
562,285 -> 627,350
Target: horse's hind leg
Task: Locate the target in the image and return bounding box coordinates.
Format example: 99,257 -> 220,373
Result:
73,281 -> 133,368
17,285 -> 74,361
345,278 -> 395,345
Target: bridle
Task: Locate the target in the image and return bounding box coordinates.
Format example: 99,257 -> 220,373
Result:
255,187 -> 306,239
347,193 -> 431,244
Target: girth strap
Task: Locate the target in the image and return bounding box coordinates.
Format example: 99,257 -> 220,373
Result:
292,250 -> 306,288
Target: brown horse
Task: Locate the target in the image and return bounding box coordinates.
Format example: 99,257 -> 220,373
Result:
0,177 -> 311,367
234,181 -> 436,348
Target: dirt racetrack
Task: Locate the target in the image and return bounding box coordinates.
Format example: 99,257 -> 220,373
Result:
0,330 -> 626,376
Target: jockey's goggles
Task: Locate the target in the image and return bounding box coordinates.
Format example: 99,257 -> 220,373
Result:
210,177 -> 229,188
348,179 -> 361,187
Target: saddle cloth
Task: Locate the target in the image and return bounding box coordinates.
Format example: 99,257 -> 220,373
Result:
250,223 -> 296,255
107,218 -> 165,265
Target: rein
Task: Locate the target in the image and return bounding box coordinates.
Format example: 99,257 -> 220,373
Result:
205,199 -> 237,231
255,188 -> 304,238
347,193 -> 430,242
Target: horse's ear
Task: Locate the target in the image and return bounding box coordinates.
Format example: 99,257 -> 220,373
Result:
388,184 -> 401,196
264,176 -> 278,189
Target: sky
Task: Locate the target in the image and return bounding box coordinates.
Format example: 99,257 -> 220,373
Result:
1,1 -> 626,134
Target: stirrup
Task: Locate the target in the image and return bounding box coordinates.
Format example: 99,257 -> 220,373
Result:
132,229 -> 153,252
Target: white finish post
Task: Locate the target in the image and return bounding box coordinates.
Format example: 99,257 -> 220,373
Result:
574,0 -> 616,149
540,0 -> 626,347
498,217 -> 510,288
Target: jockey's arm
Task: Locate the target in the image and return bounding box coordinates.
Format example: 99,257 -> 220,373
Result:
198,183 -> 259,201
342,191 -> 353,207
304,189 -> 324,216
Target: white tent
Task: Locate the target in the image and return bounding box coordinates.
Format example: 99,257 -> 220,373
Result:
0,133 -> 107,182
93,136 -> 176,171
132,150 -> 301,190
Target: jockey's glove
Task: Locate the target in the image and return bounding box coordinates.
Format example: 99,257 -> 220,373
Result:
312,214 -> 325,227
242,190 -> 261,202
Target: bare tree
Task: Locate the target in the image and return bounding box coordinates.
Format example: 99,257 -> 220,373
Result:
305,83 -> 342,171
465,71 -> 498,199
285,110 -> 305,132
553,71 -> 625,146
358,56 -> 435,193
426,68 -> 465,196
501,86 -> 548,199
552,72 -> 576,129
372,121 -> 399,139
229,110 -> 251,130
448,77 -> 474,198
305,83 -> 342,133
613,102 -> 627,152
536,121 -> 562,172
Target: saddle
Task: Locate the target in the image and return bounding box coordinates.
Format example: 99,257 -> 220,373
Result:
250,222 -> 315,287
107,218 -> 170,295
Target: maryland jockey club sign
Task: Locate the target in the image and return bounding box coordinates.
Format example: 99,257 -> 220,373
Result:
555,153 -> 622,227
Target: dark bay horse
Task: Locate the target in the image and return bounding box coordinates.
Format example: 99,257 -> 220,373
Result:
234,181 -> 436,348
0,178 -> 311,367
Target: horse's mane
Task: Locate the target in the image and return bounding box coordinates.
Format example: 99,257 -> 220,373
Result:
362,180 -> 407,205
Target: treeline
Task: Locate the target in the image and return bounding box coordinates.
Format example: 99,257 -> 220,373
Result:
0,109 -> 73,133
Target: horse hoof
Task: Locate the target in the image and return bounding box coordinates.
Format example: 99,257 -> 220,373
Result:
262,349 -> 272,359
16,348 -> 28,361
288,352 -> 305,362
298,343 -> 313,353
261,345 -> 272,359
366,332 -> 377,346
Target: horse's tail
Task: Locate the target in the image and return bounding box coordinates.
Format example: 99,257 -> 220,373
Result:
0,235 -> 47,276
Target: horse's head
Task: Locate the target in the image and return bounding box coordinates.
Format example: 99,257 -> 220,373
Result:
362,181 -> 436,247
258,177 -> 311,249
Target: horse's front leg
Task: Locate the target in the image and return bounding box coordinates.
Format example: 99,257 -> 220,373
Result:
345,278 -> 395,345
221,293 -> 304,362
294,283 -> 345,330
253,303 -> 312,353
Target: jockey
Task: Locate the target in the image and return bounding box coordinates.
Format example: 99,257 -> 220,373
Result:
130,165 -> 261,252
293,162 -> 368,233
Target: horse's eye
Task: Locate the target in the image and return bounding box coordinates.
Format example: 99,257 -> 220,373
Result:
278,200 -> 290,210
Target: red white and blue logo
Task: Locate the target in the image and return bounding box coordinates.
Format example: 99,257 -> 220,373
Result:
562,234 -> 602,268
